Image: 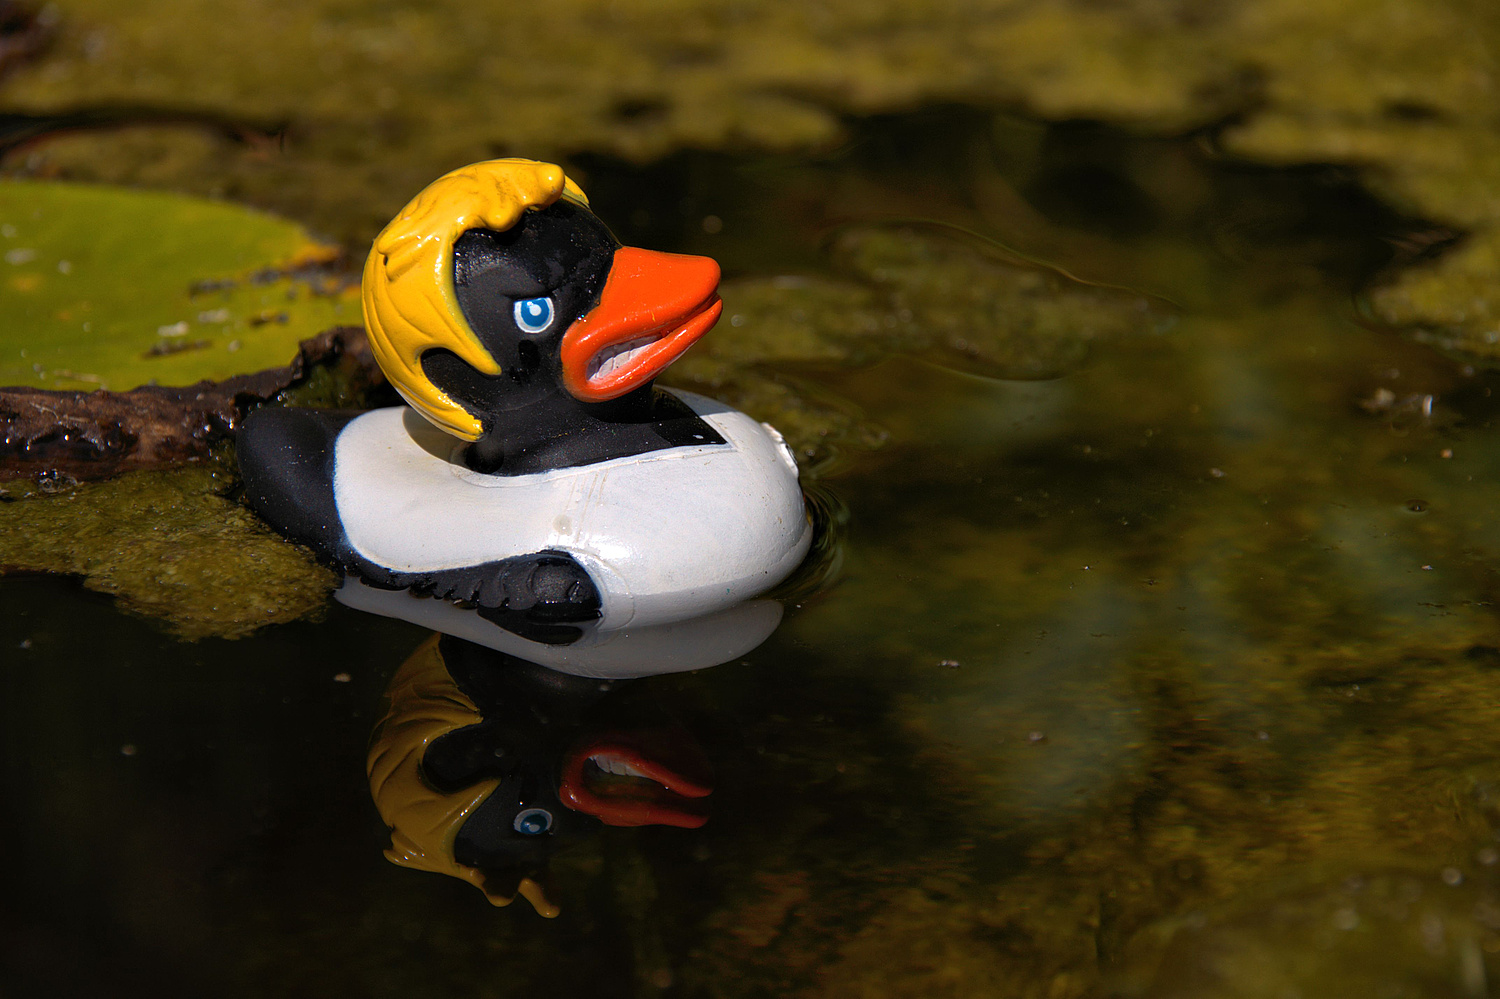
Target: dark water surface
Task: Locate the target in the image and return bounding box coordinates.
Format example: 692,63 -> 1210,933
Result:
6,114 -> 1500,998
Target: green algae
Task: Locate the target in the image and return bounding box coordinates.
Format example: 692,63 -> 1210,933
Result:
0,180 -> 356,392
1117,867 -> 1500,998
666,226 -> 1163,468
830,225 -> 1167,379
2,0 -> 1497,350
0,461 -> 334,639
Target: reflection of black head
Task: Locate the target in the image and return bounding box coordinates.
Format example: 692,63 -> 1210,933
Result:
429,758 -> 577,886
372,636 -> 714,913
417,637 -> 617,887
423,201 -> 619,425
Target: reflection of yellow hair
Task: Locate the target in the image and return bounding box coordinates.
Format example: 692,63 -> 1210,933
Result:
366,635 -> 559,916
362,159 -> 590,441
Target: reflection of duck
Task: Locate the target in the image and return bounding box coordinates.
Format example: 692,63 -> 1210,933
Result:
238,159 -> 810,656
367,634 -> 712,916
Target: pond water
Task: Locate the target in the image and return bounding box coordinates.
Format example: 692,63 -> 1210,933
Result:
7,109 -> 1500,998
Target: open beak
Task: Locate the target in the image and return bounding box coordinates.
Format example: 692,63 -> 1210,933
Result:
558,730 -> 712,828
560,247 -> 722,402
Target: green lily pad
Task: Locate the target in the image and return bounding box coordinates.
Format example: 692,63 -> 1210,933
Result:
0,180 -> 357,391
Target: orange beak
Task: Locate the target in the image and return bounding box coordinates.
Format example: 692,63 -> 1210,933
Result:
560,247 -> 722,402
558,731 -> 712,828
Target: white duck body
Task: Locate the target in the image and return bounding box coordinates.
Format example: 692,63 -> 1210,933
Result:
331,388 -> 811,639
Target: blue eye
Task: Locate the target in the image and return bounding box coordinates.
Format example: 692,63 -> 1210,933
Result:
513,807 -> 554,836
513,297 -> 554,334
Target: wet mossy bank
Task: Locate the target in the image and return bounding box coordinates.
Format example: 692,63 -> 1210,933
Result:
0,462 -> 334,638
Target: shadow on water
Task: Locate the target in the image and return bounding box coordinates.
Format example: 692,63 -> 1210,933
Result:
5,102 -> 1500,998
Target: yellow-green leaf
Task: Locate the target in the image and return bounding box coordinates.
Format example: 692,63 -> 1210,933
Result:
0,180 -> 357,391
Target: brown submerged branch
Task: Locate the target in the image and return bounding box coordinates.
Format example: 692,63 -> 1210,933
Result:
0,326 -> 379,483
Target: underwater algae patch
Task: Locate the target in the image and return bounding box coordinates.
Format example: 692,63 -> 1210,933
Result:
828,225 -> 1165,380
0,461 -> 334,639
659,295 -> 1500,998
667,225 -> 1164,469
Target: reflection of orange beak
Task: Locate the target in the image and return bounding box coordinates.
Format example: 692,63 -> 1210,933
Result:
558,730 -> 712,828
560,247 -> 722,402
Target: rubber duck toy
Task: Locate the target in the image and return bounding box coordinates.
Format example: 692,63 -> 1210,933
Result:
238,159 -> 811,675
367,634 -> 713,915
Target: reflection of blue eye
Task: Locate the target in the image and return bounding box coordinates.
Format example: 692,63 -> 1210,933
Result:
513,297 -> 554,334
513,807 -> 554,836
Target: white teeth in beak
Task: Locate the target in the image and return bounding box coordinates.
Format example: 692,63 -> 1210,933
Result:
587,334 -> 662,384
589,754 -> 649,779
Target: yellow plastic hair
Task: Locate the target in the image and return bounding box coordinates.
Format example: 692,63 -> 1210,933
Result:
362,159 -> 591,441
366,635 -> 560,916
